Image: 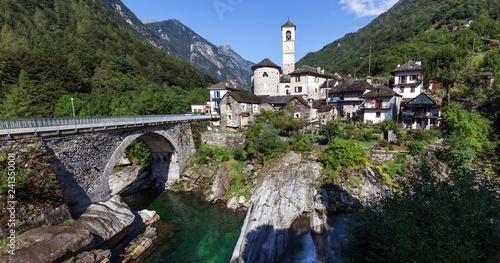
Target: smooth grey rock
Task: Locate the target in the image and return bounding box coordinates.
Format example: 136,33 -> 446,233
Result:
108,165 -> 143,195
208,165 -> 231,202
1,226 -> 94,263
70,195 -> 135,247
231,152 -> 324,263
227,197 -> 240,210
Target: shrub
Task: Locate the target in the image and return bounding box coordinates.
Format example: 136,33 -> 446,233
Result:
319,140 -> 367,170
381,162 -> 402,176
394,153 -> 407,164
353,130 -> 378,141
292,135 -> 313,152
380,120 -> 397,132
231,160 -> 245,173
232,148 -> 246,162
125,141 -> 151,166
406,141 -> 425,155
212,147 -> 230,162
407,129 -> 441,143
245,125 -> 288,161
318,121 -> 343,144
437,132 -> 477,170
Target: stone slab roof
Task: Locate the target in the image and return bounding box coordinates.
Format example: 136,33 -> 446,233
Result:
251,58 -> 281,71
329,78 -> 374,94
289,66 -> 338,78
313,100 -> 336,112
260,95 -> 309,107
360,85 -> 400,98
281,19 -> 296,29
391,60 -> 423,74
208,81 -> 240,91
405,92 -> 441,107
227,91 -> 262,104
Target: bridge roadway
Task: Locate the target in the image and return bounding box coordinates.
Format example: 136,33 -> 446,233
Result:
0,114 -> 211,140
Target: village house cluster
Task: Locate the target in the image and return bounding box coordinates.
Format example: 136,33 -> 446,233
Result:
192,19 -> 445,131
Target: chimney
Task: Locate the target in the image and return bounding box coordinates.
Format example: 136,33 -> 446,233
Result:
366,76 -> 372,84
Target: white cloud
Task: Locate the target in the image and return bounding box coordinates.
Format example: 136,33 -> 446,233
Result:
339,0 -> 398,17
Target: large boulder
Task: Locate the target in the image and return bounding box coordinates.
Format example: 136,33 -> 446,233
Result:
0,226 -> 94,263
70,195 -> 135,247
231,152 -> 328,263
0,193 -> 141,263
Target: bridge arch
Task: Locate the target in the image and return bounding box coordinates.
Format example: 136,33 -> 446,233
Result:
103,130 -> 182,195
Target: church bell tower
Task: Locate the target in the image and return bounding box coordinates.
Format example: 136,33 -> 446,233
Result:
281,19 -> 296,75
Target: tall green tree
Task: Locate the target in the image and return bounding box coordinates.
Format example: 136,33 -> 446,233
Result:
424,44 -> 468,104
1,70 -> 32,117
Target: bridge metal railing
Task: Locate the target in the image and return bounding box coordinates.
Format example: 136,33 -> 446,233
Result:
0,114 -> 211,138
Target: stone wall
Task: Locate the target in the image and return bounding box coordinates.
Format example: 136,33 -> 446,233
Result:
0,138 -> 71,239
201,132 -> 245,150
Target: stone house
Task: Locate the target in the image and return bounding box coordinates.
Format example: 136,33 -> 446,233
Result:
208,81 -> 240,117
327,78 -> 374,120
401,92 -> 441,129
259,95 -> 310,120
313,101 -> 337,125
391,60 -> 425,102
219,91 -> 336,130
219,91 -> 262,131
359,85 -> 401,124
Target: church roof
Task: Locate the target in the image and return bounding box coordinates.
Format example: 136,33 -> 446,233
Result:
251,58 -> 281,71
289,65 -> 337,78
391,60 -> 423,74
281,19 -> 296,29
360,85 -> 400,98
280,74 -> 291,83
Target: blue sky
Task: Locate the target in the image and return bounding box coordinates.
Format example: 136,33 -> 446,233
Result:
121,0 -> 398,64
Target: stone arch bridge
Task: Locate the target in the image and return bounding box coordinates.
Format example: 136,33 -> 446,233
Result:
0,115 -> 210,211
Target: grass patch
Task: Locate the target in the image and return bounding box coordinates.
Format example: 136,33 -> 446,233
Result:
335,138 -> 377,148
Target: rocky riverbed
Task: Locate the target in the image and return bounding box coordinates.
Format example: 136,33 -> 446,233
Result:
0,195 -> 160,263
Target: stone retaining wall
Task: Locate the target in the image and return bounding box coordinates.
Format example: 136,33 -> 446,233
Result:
201,132 -> 245,149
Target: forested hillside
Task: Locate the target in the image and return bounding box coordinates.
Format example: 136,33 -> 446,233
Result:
298,0 -> 500,78
0,0 -> 217,118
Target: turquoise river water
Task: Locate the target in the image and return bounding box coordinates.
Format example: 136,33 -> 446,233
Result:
122,191 -> 246,263
122,190 -> 352,262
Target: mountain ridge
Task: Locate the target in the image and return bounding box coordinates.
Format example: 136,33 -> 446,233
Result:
146,19 -> 254,91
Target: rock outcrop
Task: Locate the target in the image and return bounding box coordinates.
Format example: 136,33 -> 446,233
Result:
71,195 -> 135,247
231,152 -> 332,263
0,196 -> 136,263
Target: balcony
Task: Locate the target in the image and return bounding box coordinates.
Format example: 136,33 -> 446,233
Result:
360,102 -> 391,110
402,111 -> 440,118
